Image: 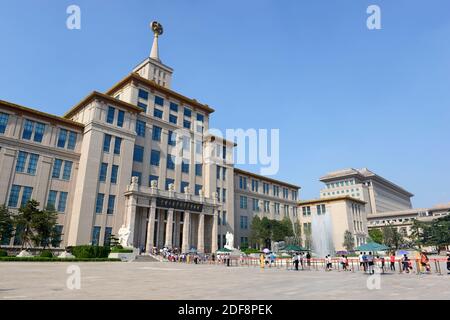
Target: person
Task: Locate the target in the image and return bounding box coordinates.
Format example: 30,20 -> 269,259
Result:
226,253 -> 231,267
306,252 -> 311,268
402,254 -> 410,273
367,252 -> 374,274
299,253 -> 304,270
379,256 -> 385,272
447,252 -> 450,275
359,252 -> 366,272
420,252 -> 430,273
340,255 -> 347,271
390,253 -> 396,271
259,253 -> 265,269
211,253 -> 215,263
292,253 -> 299,271
325,255 -> 332,271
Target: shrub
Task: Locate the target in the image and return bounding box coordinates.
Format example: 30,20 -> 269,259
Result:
243,248 -> 261,255
40,250 -> 53,258
110,248 -> 133,253
70,245 -> 111,259
0,249 -> 7,257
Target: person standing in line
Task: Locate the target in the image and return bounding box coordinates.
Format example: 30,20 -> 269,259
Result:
293,253 -> 299,271
378,256 -> 385,273
402,254 -> 410,273
359,252 -> 365,272
306,252 -> 311,268
390,253 -> 396,271
367,252 -> 374,274
340,255 -> 347,271
259,253 -> 265,269
325,255 -> 332,271
299,253 -> 304,270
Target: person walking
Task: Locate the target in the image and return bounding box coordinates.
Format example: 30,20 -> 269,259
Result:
340,255 -> 348,271
299,253 -> 304,270
378,256 -> 385,273
402,254 -> 410,273
420,252 -> 430,273
306,252 -> 311,268
367,252 -> 374,274
390,253 -> 396,271
325,255 -> 332,271
359,252 -> 365,272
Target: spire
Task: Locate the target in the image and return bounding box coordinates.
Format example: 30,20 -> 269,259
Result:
149,21 -> 163,62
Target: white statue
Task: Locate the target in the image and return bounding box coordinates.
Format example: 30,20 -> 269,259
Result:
224,231 -> 234,250
168,183 -> 175,192
199,188 -> 204,197
150,179 -> 158,189
118,224 -> 131,247
184,185 -> 191,194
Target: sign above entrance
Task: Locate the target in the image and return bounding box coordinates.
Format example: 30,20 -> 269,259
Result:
156,197 -> 203,213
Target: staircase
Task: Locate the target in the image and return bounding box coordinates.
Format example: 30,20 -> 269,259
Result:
133,255 -> 160,262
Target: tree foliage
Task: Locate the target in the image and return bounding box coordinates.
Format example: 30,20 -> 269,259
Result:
410,216 -> 450,251
368,228 -> 383,244
343,230 -> 355,251
382,224 -> 405,250
0,205 -> 14,243
250,216 -> 294,248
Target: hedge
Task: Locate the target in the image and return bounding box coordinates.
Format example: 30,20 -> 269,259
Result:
69,245 -> 111,259
40,250 -> 53,258
0,249 -> 7,257
0,257 -> 120,262
110,248 -> 133,253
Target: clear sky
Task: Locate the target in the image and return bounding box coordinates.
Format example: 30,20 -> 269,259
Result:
1,0 -> 449,208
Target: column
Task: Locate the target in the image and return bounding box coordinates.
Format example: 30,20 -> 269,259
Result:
125,194 -> 137,248
197,213 -> 205,253
165,209 -> 174,248
182,211 -> 191,253
211,211 -> 218,253
145,206 -> 156,253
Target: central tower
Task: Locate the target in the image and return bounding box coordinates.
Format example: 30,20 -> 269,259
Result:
133,21 -> 174,88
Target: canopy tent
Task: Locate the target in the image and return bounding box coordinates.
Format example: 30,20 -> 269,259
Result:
282,244 -> 307,252
355,242 -> 389,252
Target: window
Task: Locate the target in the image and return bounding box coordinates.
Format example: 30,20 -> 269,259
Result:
181,159 -> 189,173
99,163 -> 108,182
104,227 -> 112,246
165,178 -> 174,191
8,185 -> 21,207
152,126 -> 162,141
284,205 -> 289,216
222,146 -> 226,160
62,161 -> 72,180
154,96 -> 164,106
114,137 -> 122,154
168,130 -> 176,146
67,131 -> 77,150
138,89 -> 148,100
153,108 -> 163,119
95,194 -> 104,214
184,107 -> 191,118
239,176 -> 247,190
47,190 -> 57,209
252,199 -> 259,211
216,166 -> 221,179
133,145 -> 144,162
57,129 -> 67,148
197,113 -> 204,123
107,195 -> 116,214
111,165 -> 119,184
264,201 -> 270,213
169,114 -> 177,124
239,196 -> 248,209
21,187 -> 33,207
103,134 -> 112,152
136,120 -> 146,137
263,183 -> 269,194
222,211 -> 227,225
117,110 -> 125,127
92,226 -> 101,245
52,159 -> 63,178
222,189 -> 227,203
283,188 -> 289,199
240,216 -> 248,229
0,112 -> 9,134
170,102 -> 178,112
107,106 -> 115,124
22,119 -> 45,143
58,192 -> 68,212
131,171 -> 142,185
167,155 -> 176,170
317,204 -> 326,215
302,206 -> 311,216
292,191 -> 298,201
195,184 -> 202,196
273,185 -> 280,197
150,150 -> 160,166
15,151 -> 27,173
183,120 -> 191,129
252,179 -> 258,192
137,102 -> 147,112
216,187 -> 221,201
195,163 -> 202,177
181,181 -> 189,193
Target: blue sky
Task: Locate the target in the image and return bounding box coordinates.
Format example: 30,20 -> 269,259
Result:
0,0 -> 449,207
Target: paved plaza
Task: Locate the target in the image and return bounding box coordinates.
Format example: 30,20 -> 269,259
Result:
0,261 -> 449,300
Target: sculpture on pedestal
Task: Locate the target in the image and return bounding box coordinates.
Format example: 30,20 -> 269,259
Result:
224,231 -> 235,250
118,224 -> 131,247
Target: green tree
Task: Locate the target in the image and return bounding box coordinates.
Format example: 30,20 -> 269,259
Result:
0,204 -> 14,244
343,230 -> 355,251
429,215 -> 450,253
31,206 -> 59,249
13,200 -> 40,249
368,228 -> 383,244
382,224 -> 404,250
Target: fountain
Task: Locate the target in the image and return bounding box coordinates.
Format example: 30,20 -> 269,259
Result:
311,212 -> 335,258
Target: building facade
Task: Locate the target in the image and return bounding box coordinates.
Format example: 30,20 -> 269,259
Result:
298,196 -> 368,252
0,24 -> 300,253
233,169 -> 299,248
319,168 -> 413,214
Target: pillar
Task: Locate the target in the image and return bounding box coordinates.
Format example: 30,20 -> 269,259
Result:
211,211 -> 218,253
145,206 -> 156,253
125,194 -> 137,248
197,213 -> 205,253
165,209 -> 174,248
182,211 -> 191,253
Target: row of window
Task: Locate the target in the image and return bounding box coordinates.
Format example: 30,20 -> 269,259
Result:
216,187 -> 227,203
131,171 -> 204,195
103,134 -> 122,154
239,196 -> 296,215
326,179 -> 356,189
238,176 -> 298,200
95,193 -> 116,215
216,166 -> 227,181
15,152 -> 73,181
8,184 -> 69,213
301,204 -> 326,216
99,163 -> 119,183
91,226 -> 113,246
